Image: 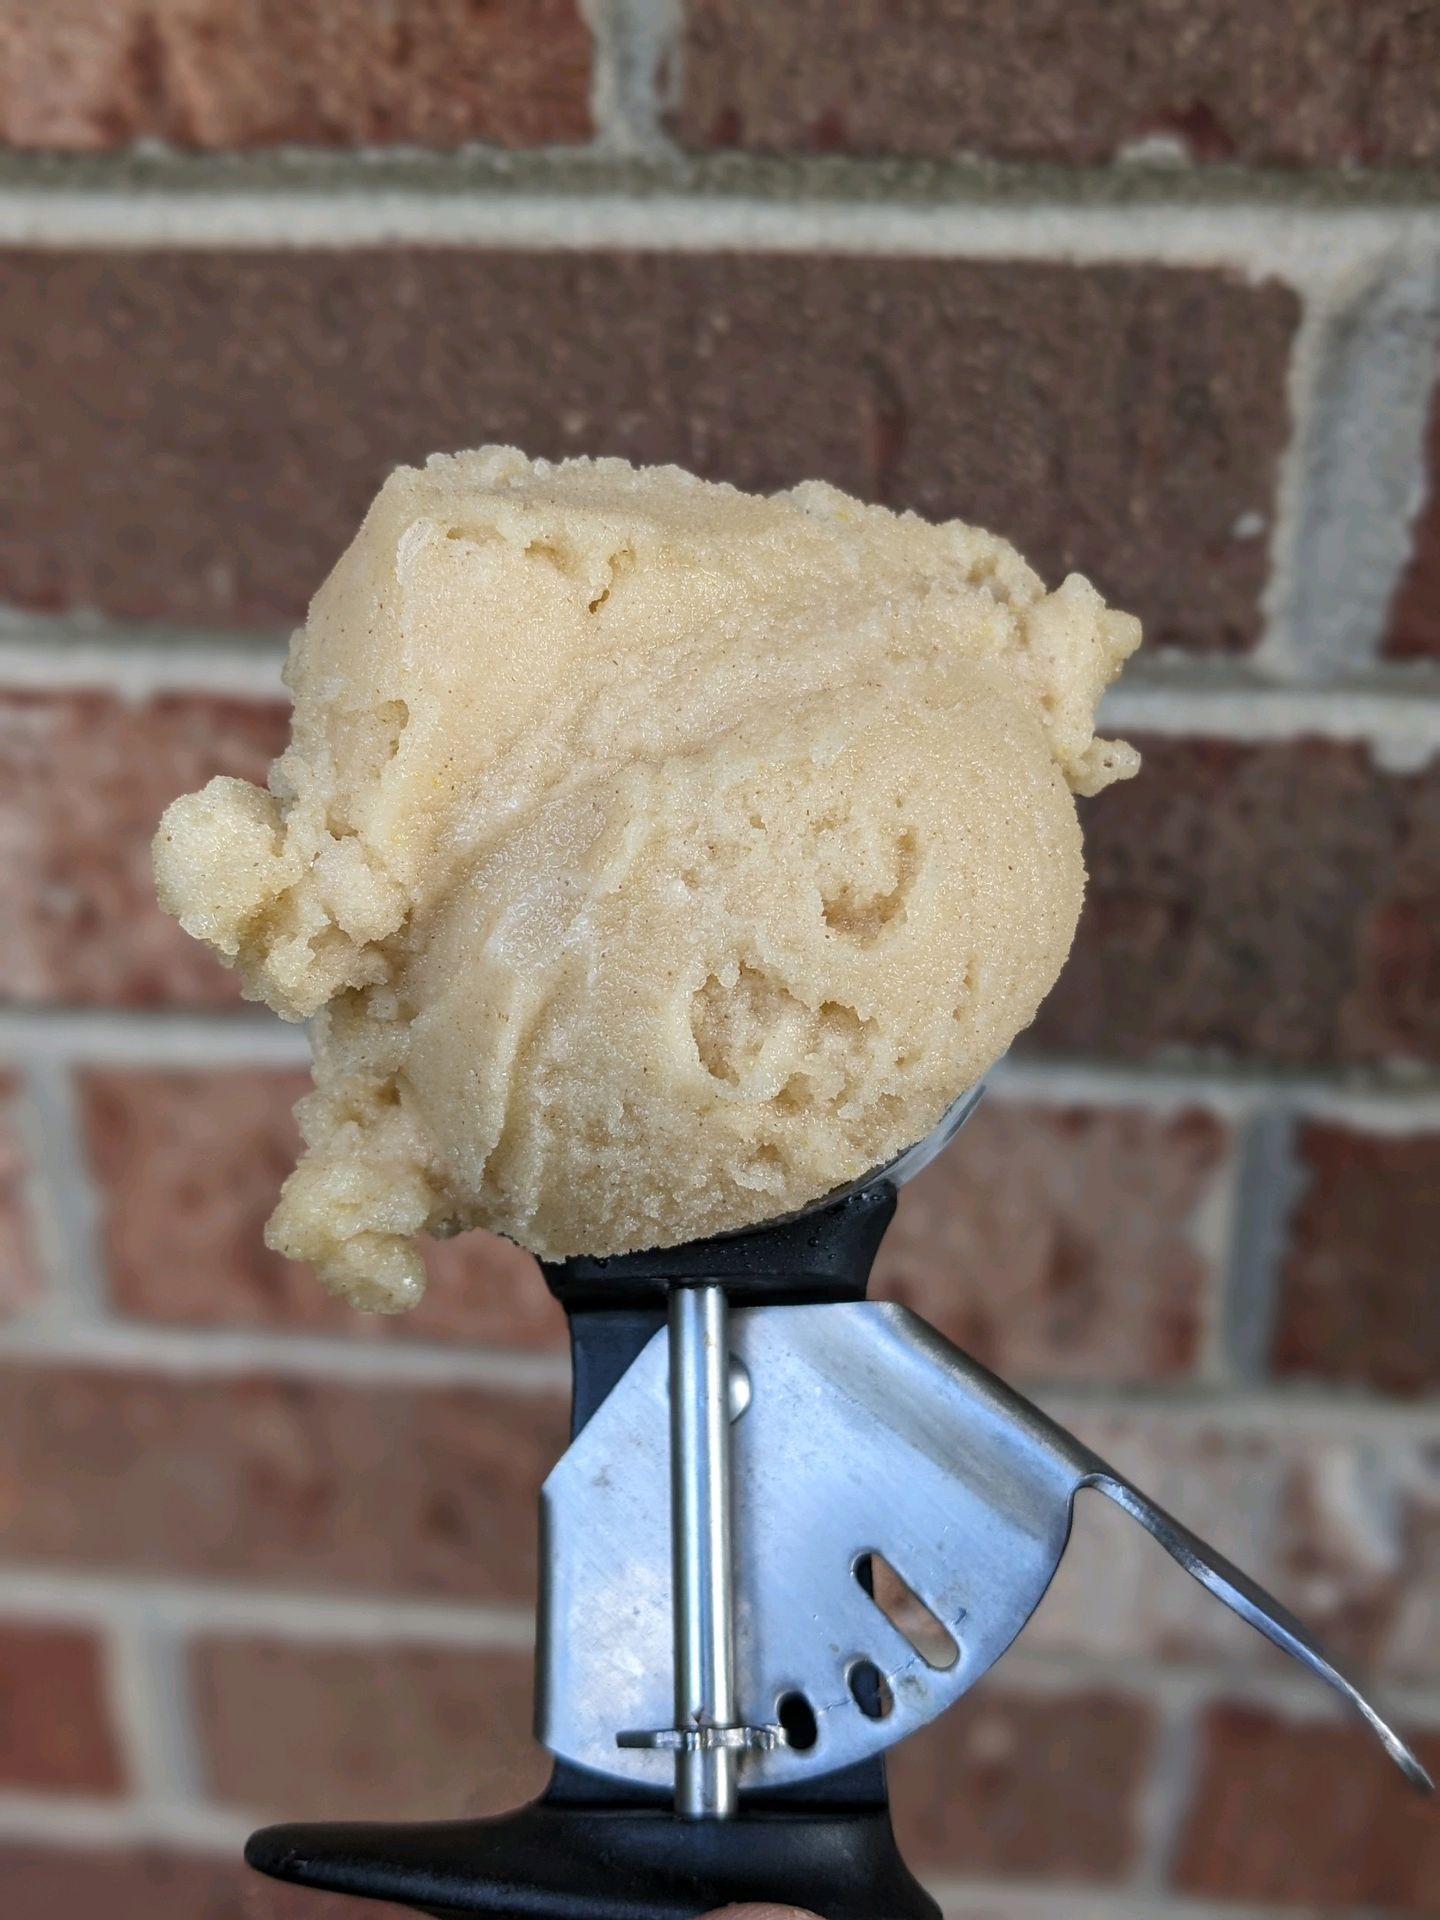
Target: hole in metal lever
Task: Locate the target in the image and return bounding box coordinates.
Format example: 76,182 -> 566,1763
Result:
855,1551 -> 959,1671
847,1659 -> 894,1720
776,1690 -> 818,1751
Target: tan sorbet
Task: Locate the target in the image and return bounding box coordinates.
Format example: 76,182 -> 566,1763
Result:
154,449 -> 1140,1309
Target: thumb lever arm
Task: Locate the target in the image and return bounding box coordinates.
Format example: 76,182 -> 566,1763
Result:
1084,1469 -> 1433,1793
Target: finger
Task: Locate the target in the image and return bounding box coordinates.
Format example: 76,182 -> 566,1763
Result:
699,1907 -> 825,1920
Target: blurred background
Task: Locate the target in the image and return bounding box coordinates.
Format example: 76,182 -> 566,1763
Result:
0,4 -> 1437,1917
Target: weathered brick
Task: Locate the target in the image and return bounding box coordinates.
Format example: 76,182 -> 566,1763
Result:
194,1637 -> 546,1822
1023,1413 -> 1437,1680
0,1844 -> 382,1920
0,1071 -> 42,1316
1386,371 -> 1440,660
0,690 -> 286,1008
81,1068 -> 562,1346
0,0 -> 592,150
1270,1125 -> 1440,1397
675,1 -> 1440,168
1173,1703 -> 1440,1909
889,1685 -> 1153,1879
1034,737 -> 1440,1067
0,251 -> 1295,651
873,1101 -> 1226,1383
0,1364 -> 566,1600
0,1621 -> 123,1793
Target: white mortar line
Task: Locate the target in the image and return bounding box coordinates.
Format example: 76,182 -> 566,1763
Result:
1214,1113 -> 1304,1386
992,1056 -> 1440,1130
1127,1695 -> 1202,1895
580,1 -> 627,153
1099,676 -> 1440,769
0,1564 -> 1426,1712
1184,1127 -> 1244,1390
16,1058 -> 110,1327
0,1007 -> 311,1067
0,1566 -> 535,1650
105,1617 -> 207,1808
2,1010 -> 1439,1124
0,1317 -> 572,1389
0,1310 -> 1432,1434
987,1646 -> 1440,1726
1045,1381 -> 1439,1438
0,1564 -> 1430,1712
1260,254 -> 1440,681
7,1072 -> 70,1316
0,1791 -> 251,1849
1259,274 -> 1357,682
583,0 -> 681,156
0,633 -> 287,699
3,632 -> 1438,757
1,186 -> 1439,283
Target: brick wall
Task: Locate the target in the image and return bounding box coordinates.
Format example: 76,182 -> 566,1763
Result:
0,6 -> 1437,1918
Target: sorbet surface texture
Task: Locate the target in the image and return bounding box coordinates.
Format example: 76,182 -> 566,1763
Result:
154,450 -> 1139,1307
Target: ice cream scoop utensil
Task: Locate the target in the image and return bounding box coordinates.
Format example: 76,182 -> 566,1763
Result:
247,1090 -> 1428,1920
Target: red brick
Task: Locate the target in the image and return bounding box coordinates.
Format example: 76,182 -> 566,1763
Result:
1034,737 -> 1440,1067
0,252 -> 1295,652
1386,371 -> 1440,660
873,1101 -> 1225,1384
0,1844 -> 389,1920
81,1068 -> 562,1347
1174,1703 -> 1440,1908
194,1636 -> 546,1822
674,1 -> 1440,168
0,1364 -> 566,1600
0,0 -> 591,151
1024,1414 -> 1434,1680
0,1071 -> 42,1316
889,1685 -> 1153,1879
0,1621 -> 123,1793
1271,1125 -> 1440,1397
0,690 -> 286,1008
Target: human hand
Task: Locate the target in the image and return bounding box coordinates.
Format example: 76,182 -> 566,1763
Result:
700,1907 -> 823,1920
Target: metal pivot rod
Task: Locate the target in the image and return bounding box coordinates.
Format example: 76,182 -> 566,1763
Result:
669,1282 -> 739,1819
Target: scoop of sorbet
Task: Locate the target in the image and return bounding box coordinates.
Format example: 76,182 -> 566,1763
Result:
153,449 -> 1140,1309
